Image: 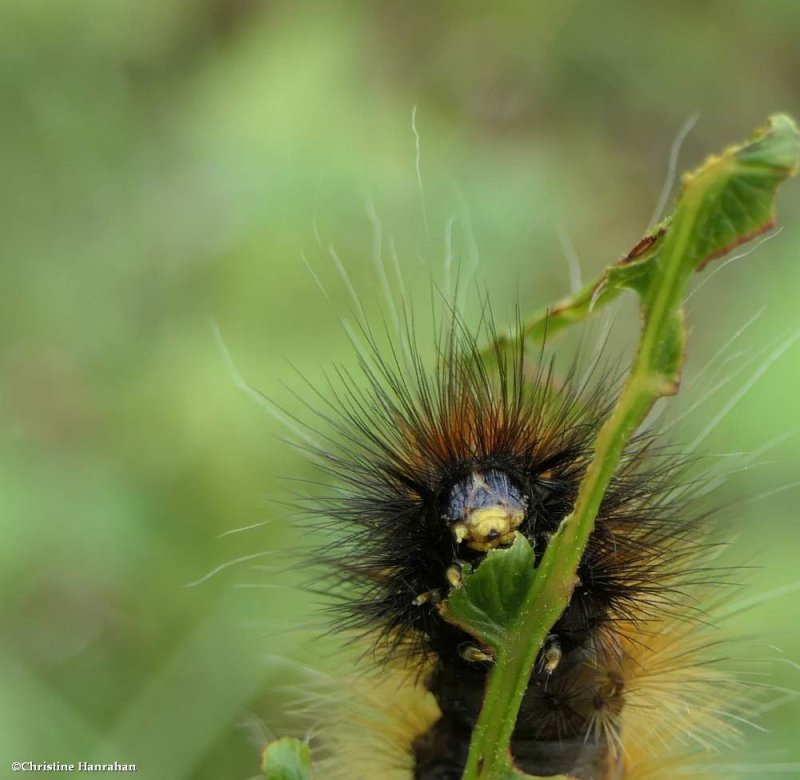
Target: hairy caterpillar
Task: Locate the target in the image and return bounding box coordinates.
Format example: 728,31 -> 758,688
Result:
261,118 -> 799,780
301,317 -> 737,780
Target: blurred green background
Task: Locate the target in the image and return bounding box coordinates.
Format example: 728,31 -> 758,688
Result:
2,2 -> 800,778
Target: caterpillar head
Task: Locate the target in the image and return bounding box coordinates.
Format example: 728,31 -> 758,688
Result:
446,469 -> 527,551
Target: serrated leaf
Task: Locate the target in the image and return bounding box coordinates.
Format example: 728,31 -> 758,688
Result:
261,737 -> 313,780
439,534 -> 536,651
514,114 -> 800,347
656,113 -> 799,277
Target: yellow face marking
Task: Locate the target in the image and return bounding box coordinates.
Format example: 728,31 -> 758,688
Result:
452,504 -> 524,551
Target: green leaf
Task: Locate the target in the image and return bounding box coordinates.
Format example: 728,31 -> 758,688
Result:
439,534 -> 536,652
261,737 -> 313,780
